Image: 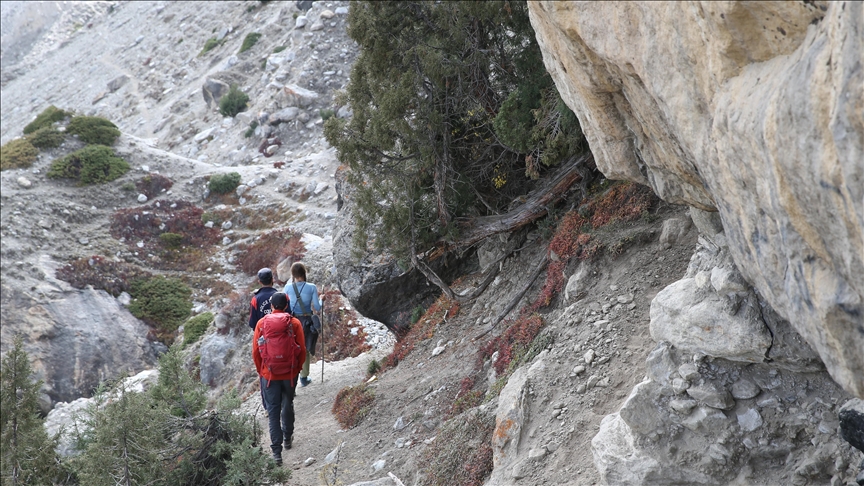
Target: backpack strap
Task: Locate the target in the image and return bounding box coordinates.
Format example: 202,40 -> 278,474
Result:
292,282 -> 311,316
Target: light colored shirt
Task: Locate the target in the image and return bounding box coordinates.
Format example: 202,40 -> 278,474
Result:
287,281 -> 321,315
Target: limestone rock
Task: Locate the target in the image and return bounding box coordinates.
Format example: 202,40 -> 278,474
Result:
659,217 -> 691,249
16,176 -> 32,188
282,84 -> 319,108
202,78 -> 229,108
198,334 -> 236,386
0,285 -> 159,408
107,74 -> 129,93
528,1 -> 864,397
619,379 -> 665,434
650,278 -> 772,362
686,383 -> 735,410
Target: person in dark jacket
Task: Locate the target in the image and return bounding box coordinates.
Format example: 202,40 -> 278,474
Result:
248,268 -> 278,329
252,292 -> 305,465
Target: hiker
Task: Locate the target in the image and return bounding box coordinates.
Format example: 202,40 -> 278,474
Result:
249,268 -> 279,411
252,292 -> 305,465
286,262 -> 325,387
248,268 -> 278,329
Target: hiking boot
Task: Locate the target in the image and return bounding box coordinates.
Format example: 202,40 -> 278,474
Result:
300,377 -> 311,387
272,451 -> 282,465
285,436 -> 293,450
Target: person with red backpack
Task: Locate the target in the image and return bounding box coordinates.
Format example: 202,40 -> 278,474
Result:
252,292 -> 305,465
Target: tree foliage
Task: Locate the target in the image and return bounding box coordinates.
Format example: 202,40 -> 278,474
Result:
69,346 -> 288,485
324,1 -> 586,259
0,337 -> 59,486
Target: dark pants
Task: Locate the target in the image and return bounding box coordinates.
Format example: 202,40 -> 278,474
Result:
261,377 -> 297,454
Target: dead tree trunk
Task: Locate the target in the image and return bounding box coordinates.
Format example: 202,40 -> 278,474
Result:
414,153 -> 594,303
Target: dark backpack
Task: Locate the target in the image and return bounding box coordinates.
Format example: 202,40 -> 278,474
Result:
257,314 -> 301,385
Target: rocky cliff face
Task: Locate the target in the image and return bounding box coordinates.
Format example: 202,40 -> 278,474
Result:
528,0 -> 863,398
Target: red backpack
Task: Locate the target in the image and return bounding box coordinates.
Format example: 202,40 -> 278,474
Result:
257,313 -> 301,385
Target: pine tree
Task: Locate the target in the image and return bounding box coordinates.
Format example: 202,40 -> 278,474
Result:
70,377 -> 167,486
0,337 -> 59,486
325,1 -> 587,261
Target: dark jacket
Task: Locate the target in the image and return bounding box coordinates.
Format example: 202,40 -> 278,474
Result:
248,286 -> 278,329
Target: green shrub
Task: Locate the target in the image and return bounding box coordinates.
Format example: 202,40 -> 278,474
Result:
159,232 -> 184,249
244,120 -> 259,137
26,126 -> 65,149
273,45 -> 286,53
200,37 -> 223,56
219,85 -> 249,118
66,116 -> 121,145
121,181 -> 136,191
183,312 -> 214,349
0,138 -> 38,171
208,172 -> 242,194
238,32 -> 261,53
367,358 -> 381,376
22,105 -> 68,135
47,145 -> 129,184
129,275 -> 192,337
319,108 -> 335,121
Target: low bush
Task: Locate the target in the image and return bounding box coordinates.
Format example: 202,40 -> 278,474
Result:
183,312 -> 214,349
66,116 -> 121,145
366,358 -> 381,377
238,32 -> 262,53
159,232 -> 184,249
23,105 -> 68,135
129,275 -> 192,339
136,173 -> 174,198
422,412 -> 494,486
320,289 -> 371,361
111,200 -> 221,250
26,126 -> 65,149
380,296 -> 458,372
0,138 -> 38,170
479,314 -> 544,376
446,375 -> 484,419
199,37 -> 223,56
219,85 -> 249,118
235,228 -> 305,276
47,145 -> 129,184
273,45 -> 286,53
56,255 -> 152,296
331,384 -> 375,429
319,108 -> 335,121
208,172 -> 242,194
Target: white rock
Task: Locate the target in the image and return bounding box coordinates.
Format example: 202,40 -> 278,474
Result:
431,345 -> 446,357
295,16 -> 308,28
221,221 -> 233,230
193,127 -> 215,143
320,9 -> 335,19
310,20 -> 324,31
737,408 -> 763,432
335,6 -> 348,15
17,177 -> 32,188
649,278 -> 772,362
137,194 -> 148,203
584,349 -> 596,364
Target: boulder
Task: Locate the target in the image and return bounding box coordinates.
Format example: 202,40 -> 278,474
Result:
650,278 -> 772,362
198,334 -> 236,387
269,107 -> 299,125
202,78 -> 229,107
107,74 -> 129,92
0,284 -> 159,409
528,0 -> 864,397
486,355 -> 546,486
282,84 -> 319,108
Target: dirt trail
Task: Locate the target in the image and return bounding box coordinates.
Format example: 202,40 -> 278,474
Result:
244,347 -> 391,486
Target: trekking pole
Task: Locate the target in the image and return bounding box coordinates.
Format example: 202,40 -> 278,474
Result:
320,303 -> 325,384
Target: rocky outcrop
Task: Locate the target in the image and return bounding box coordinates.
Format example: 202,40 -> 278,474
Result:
590,239 -> 861,485
528,1 -> 863,397
0,282 -> 159,411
